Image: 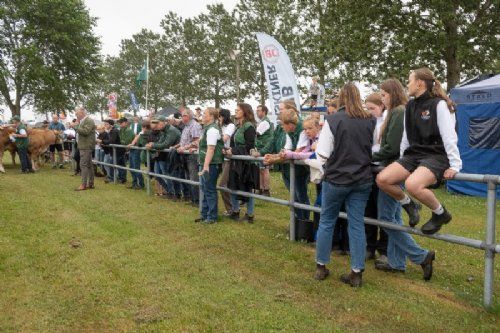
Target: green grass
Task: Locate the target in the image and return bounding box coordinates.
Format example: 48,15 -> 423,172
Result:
0,161 -> 499,332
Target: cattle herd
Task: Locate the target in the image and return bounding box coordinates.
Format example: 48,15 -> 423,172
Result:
0,125 -> 61,172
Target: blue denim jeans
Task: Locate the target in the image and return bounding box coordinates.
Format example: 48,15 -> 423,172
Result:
129,149 -> 144,187
282,172 -> 310,221
200,164 -> 221,221
104,154 -> 114,181
154,160 -> 169,193
316,180 -> 372,270
230,193 -> 255,216
377,189 -> 428,270
167,167 -> 182,197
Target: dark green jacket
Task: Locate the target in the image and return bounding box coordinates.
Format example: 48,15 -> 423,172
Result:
199,122 -> 224,165
76,117 -> 96,150
119,127 -> 135,146
15,124 -> 29,149
152,124 -> 181,150
372,105 -> 405,166
258,124 -> 286,156
255,117 -> 274,151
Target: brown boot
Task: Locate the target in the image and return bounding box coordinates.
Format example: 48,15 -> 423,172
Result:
420,250 -> 435,281
314,264 -> 330,280
74,184 -> 87,191
340,270 -> 363,287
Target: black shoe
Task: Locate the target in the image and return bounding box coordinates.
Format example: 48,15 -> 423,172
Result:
229,211 -> 240,221
340,270 -> 363,287
52,165 -> 57,169
420,250 -> 435,281
104,179 -> 111,183
59,164 -> 65,169
118,180 -> 126,184
240,213 -> 254,223
194,217 -> 203,223
375,262 -> 405,273
261,190 -> 271,197
126,185 -> 137,189
402,199 -> 422,227
135,186 -> 145,190
314,264 -> 330,280
201,219 -> 217,225
365,251 -> 376,261
421,208 -> 451,235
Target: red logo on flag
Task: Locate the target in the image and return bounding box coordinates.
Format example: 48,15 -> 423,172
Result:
262,45 -> 280,63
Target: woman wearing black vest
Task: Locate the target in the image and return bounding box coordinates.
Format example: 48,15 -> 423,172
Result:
314,83 -> 376,287
195,107 -> 224,224
374,78 -> 435,280
377,68 -> 461,235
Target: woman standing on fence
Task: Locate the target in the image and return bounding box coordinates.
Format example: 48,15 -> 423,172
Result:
314,83 -> 375,287
376,68 -> 462,235
227,103 -> 259,223
373,78 -> 435,280
217,109 -> 236,216
195,107 -> 224,224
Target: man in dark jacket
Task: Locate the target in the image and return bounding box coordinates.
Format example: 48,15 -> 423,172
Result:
102,119 -> 121,183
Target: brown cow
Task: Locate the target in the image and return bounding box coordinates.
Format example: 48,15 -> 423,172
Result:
27,129 -> 61,170
0,126 -> 16,173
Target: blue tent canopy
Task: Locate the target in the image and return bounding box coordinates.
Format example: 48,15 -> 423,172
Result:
447,74 -> 500,198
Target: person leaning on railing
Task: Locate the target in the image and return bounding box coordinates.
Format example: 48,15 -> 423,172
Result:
227,103 -> 260,223
145,115 -> 181,200
127,120 -> 151,190
217,108 -> 236,215
195,107 -> 224,224
102,119 -> 120,184
314,83 -> 376,287
117,117 -> 135,184
175,108 -> 202,206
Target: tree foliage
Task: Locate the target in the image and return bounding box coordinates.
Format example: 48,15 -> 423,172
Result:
0,0 -> 101,117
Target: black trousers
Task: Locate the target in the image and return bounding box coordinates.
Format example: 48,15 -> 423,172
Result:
365,179 -> 388,256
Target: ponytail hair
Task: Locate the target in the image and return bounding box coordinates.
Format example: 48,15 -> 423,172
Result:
412,68 -> 455,112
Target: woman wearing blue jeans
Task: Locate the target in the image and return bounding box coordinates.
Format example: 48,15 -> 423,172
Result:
195,107 -> 224,224
314,83 -> 376,287
373,78 -> 435,280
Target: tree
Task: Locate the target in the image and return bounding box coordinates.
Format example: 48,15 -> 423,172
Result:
332,0 -> 499,89
0,0 -> 101,117
193,4 -> 240,108
235,0 -> 301,105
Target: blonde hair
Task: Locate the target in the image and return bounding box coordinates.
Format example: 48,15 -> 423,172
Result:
204,107 -> 219,122
412,67 -> 455,112
365,92 -> 384,108
338,83 -> 372,119
303,115 -> 320,128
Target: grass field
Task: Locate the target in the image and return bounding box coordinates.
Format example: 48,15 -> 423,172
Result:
0,161 -> 499,332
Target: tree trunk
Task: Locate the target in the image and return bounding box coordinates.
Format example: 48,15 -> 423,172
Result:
442,4 -> 460,90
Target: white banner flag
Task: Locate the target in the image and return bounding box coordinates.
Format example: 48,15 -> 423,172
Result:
255,32 -> 301,118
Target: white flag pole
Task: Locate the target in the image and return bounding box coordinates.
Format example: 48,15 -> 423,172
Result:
145,52 -> 149,112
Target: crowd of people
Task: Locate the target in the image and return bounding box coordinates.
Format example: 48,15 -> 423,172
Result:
6,67 -> 462,288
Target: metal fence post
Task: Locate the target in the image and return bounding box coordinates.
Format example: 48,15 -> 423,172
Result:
145,149 -> 151,196
112,146 -> 117,184
484,181 -> 496,308
289,160 -> 296,241
198,161 -> 203,214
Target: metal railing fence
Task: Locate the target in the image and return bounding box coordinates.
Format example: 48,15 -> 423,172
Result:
86,143 -> 498,308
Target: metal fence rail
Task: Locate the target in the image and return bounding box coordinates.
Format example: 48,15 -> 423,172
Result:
88,143 -> 498,308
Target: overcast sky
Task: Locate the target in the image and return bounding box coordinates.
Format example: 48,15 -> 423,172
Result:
84,0 -> 238,56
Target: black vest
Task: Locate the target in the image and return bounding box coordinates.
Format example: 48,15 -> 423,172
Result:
324,108 -> 376,185
404,92 -> 446,156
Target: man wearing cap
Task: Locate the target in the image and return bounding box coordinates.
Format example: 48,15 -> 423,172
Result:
146,115 -> 181,199
48,114 -> 66,169
194,107 -> 202,122
117,117 -> 135,184
74,107 -> 96,190
11,116 -> 34,173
